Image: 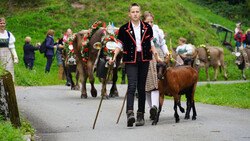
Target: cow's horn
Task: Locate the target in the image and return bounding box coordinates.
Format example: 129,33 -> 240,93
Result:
93,42 -> 102,50
155,53 -> 160,62
192,50 -> 198,59
165,54 -> 170,63
179,53 -> 185,60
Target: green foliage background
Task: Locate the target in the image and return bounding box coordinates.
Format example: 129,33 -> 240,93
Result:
0,0 -> 249,86
188,0 -> 250,26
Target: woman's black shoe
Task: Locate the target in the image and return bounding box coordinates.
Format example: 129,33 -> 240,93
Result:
150,106 -> 157,120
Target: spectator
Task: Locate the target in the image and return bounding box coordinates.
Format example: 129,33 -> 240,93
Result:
234,29 -> 243,52
235,22 -> 241,35
0,17 -> 18,81
23,36 -> 40,70
240,29 -> 250,68
56,33 -> 65,80
61,28 -> 73,86
45,29 -> 63,73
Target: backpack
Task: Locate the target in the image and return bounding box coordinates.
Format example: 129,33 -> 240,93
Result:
39,39 -> 47,54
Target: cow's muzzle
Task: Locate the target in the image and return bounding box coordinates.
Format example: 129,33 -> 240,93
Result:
157,74 -> 163,79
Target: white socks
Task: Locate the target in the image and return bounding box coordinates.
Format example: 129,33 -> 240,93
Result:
146,90 -> 159,109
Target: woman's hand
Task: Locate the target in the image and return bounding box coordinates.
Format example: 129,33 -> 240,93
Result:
59,44 -> 64,49
14,57 -> 19,64
109,57 -> 116,65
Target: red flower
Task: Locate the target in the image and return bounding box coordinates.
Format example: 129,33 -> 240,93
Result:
115,30 -> 119,35
105,38 -> 109,42
110,36 -> 114,40
85,63 -> 88,66
69,42 -> 72,45
92,24 -> 98,28
112,50 -> 115,53
82,42 -> 85,46
84,36 -> 88,41
87,32 -> 90,36
82,58 -> 87,62
71,49 -> 74,53
84,48 -> 89,52
104,47 -> 108,52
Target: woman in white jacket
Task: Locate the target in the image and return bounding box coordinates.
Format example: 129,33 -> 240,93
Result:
142,11 -> 169,120
0,17 -> 18,81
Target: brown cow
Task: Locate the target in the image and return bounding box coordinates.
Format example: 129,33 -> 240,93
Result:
73,28 -> 121,99
197,46 -> 228,81
235,48 -> 250,80
152,54 -> 199,125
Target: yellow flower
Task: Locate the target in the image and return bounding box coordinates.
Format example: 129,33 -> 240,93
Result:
169,51 -> 172,54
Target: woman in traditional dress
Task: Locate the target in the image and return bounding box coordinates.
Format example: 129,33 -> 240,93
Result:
0,17 -> 18,81
142,11 -> 169,120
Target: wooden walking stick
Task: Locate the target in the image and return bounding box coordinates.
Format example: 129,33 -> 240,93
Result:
116,89 -> 127,124
93,61 -> 112,129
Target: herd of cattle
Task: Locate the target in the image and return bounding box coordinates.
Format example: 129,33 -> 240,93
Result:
63,27 -> 250,98
61,27 -> 249,124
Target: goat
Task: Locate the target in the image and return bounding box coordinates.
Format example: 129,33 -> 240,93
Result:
152,54 -> 199,125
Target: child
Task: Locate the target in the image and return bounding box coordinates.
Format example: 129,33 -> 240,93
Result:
176,37 -> 193,65
142,11 -> 169,120
23,36 -> 40,70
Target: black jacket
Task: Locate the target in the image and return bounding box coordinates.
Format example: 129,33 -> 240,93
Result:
23,43 -> 40,60
117,20 -> 153,63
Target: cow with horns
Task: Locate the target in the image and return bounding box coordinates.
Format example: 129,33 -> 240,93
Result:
152,53 -> 199,125
72,21 -> 121,99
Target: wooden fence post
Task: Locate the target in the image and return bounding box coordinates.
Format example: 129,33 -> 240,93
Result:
0,72 -> 21,127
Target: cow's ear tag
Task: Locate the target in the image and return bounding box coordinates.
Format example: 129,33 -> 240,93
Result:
93,42 -> 102,50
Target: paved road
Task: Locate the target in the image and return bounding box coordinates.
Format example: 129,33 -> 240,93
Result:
16,81 -> 250,141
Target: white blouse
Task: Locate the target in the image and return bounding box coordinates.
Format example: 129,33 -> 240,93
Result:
176,44 -> 193,55
0,30 -> 18,59
0,30 -> 16,48
152,24 -> 169,55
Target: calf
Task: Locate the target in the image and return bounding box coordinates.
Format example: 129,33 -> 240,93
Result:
152,54 -> 199,125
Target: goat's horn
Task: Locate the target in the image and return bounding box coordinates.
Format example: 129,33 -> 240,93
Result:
165,54 -> 170,63
192,50 -> 198,59
155,53 -> 160,62
179,53 -> 185,60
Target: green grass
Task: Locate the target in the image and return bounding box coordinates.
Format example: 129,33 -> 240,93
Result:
0,0 -> 249,86
167,82 -> 250,109
195,82 -> 250,109
0,115 -> 36,141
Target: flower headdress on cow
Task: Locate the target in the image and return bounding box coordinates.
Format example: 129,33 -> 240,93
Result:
64,34 -> 75,57
199,44 -> 211,61
81,21 -> 103,66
